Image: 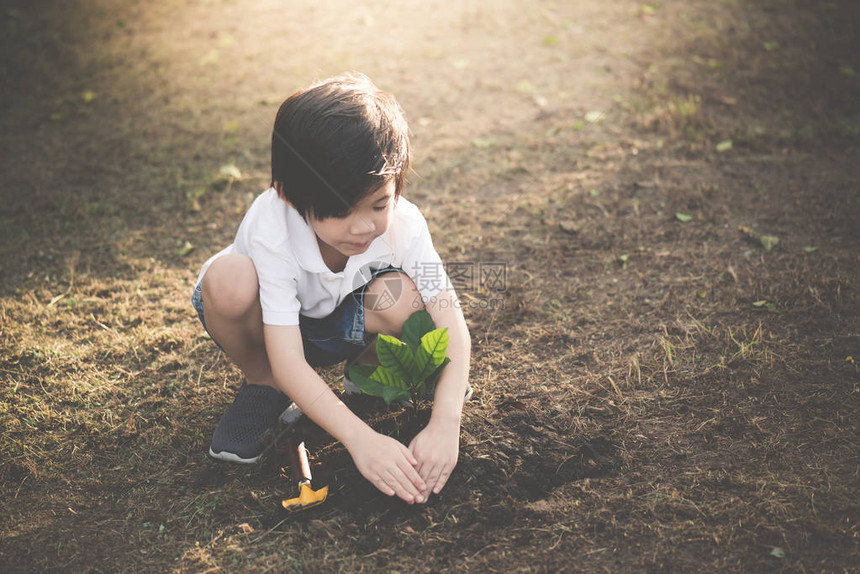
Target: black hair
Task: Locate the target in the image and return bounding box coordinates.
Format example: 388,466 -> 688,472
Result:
270,72 -> 410,220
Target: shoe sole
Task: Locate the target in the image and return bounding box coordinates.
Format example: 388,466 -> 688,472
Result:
208,447 -> 263,465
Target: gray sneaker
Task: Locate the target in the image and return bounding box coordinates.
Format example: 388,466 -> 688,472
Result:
208,382 -> 294,464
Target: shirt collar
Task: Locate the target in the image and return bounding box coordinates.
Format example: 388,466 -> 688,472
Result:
286,203 -> 396,275
285,205 -> 329,273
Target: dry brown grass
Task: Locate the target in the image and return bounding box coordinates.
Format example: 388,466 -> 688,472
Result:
2,0 -> 858,572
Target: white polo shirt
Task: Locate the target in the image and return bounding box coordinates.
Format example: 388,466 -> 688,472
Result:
197,188 -> 451,326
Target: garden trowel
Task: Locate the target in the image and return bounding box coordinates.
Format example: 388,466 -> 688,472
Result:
281,435 -> 328,512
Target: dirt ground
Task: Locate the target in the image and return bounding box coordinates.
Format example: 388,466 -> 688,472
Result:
1,0 -> 858,571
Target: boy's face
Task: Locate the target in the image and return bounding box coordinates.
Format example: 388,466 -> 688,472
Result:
308,179 -> 397,258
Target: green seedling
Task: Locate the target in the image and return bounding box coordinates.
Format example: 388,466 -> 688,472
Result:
760,235 -> 780,251
347,310 -> 450,406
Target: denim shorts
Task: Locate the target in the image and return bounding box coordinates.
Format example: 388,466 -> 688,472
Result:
191,266 -> 405,368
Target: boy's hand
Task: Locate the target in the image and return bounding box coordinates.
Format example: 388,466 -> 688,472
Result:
408,417 -> 460,497
347,428 -> 428,504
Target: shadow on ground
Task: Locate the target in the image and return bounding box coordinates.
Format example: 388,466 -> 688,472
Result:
1,0 -> 858,571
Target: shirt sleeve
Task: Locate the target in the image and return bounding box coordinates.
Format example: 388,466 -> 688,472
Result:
234,194 -> 302,326
250,235 -> 302,326
398,206 -> 452,303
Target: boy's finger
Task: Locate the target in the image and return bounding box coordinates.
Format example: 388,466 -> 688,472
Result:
414,460 -> 426,482
424,464 -> 442,491
374,476 -> 396,497
387,469 -> 422,503
382,471 -> 414,503
397,458 -> 427,492
432,469 -> 452,494
404,448 -> 419,467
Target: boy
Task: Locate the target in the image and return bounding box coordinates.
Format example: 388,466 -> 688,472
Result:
191,73 -> 471,504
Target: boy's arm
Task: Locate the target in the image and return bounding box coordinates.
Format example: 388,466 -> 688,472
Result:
264,324 -> 428,503
409,285 -> 472,495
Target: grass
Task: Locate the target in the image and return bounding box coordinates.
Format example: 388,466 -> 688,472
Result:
2,0 -> 859,571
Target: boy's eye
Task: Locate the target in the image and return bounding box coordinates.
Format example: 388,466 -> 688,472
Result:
372,199 -> 391,212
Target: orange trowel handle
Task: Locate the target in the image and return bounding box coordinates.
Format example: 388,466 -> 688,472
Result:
286,434 -> 313,485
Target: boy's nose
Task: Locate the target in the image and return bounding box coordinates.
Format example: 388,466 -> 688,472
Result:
351,216 -> 375,235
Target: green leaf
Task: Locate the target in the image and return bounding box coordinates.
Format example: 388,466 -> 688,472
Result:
416,328 -> 449,380
414,356 -> 452,400
351,365 -> 411,406
381,385 -> 410,405
472,137 -> 497,149
218,163 -> 242,180
421,328 -> 449,367
770,547 -> 785,559
545,124 -> 562,137
543,35 -> 560,47
347,365 -> 393,399
760,235 -> 780,251
376,334 -> 417,382
802,246 -> 818,253
369,366 -> 408,390
716,139 -> 733,152
617,254 -> 629,269
585,111 -> 605,123
424,357 -> 451,395
515,80 -> 537,94
414,347 -> 435,382
176,241 -> 194,257
675,212 -> 693,222
348,364 -> 376,380
401,310 -> 436,352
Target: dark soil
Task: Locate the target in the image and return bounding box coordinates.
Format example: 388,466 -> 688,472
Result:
1,0 -> 858,572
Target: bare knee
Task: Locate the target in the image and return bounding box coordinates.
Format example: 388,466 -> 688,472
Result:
201,254 -> 260,320
363,272 -> 425,337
